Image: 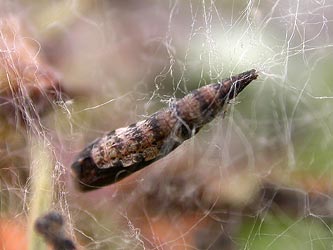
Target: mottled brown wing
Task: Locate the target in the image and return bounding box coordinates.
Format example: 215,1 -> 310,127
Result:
71,69 -> 258,191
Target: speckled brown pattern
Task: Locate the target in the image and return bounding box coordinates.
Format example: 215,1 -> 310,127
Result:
71,69 -> 258,191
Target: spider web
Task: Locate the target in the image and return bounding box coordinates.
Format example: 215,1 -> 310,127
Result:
0,0 -> 333,250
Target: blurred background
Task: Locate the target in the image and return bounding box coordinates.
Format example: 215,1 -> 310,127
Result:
0,0 -> 333,249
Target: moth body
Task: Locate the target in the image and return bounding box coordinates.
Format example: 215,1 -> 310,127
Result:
71,69 -> 258,191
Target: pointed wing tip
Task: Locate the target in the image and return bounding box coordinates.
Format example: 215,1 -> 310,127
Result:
245,69 -> 259,80
229,69 -> 259,95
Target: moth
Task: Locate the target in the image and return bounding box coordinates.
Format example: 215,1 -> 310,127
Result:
71,69 -> 258,191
